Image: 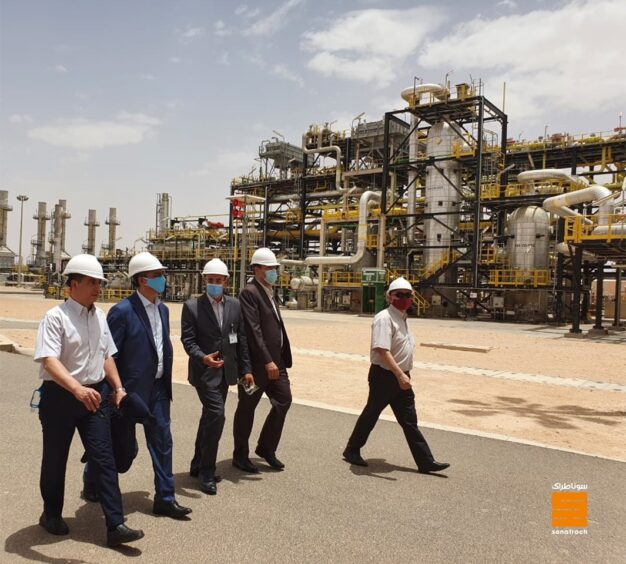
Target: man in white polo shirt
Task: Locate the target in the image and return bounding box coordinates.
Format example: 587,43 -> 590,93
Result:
342,277 -> 450,474
34,254 -> 144,547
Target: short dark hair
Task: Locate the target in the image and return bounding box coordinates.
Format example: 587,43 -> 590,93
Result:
66,273 -> 85,287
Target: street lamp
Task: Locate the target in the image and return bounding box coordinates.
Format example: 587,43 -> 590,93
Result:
16,194 -> 29,286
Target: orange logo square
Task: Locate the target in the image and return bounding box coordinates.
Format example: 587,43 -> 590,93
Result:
552,492 -> 588,528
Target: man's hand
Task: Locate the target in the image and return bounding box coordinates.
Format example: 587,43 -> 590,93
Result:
74,386 -> 101,412
242,373 -> 255,386
203,351 -> 225,368
397,373 -> 412,391
112,389 -> 127,409
265,361 -> 279,380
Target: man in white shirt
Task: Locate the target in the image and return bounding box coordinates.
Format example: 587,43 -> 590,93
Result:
34,254 -> 144,547
342,277 -> 450,474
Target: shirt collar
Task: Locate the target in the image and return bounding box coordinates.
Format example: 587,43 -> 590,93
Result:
388,303 -> 407,321
66,296 -> 96,317
207,294 -> 223,307
137,291 -> 159,308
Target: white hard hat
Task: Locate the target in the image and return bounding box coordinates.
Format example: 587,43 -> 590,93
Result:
387,277 -> 413,294
250,247 -> 280,267
62,254 -> 106,281
202,258 -> 229,277
128,252 -> 166,278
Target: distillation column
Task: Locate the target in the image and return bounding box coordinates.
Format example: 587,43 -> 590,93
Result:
105,207 -> 120,255
156,193 -> 171,236
58,199 -> 71,259
0,191 -> 15,269
51,204 -> 63,272
83,209 -> 99,255
33,202 -> 50,268
424,122 -> 461,270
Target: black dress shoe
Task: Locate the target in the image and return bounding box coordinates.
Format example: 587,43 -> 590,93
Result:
232,457 -> 259,474
153,499 -> 192,519
39,513 -> 69,536
106,523 -> 144,547
255,448 -> 285,470
418,461 -> 450,474
200,480 -> 217,495
190,468 -> 222,482
342,448 -> 368,467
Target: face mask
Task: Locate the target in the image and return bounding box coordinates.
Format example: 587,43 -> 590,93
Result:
206,283 -> 223,298
264,269 -> 278,285
392,296 -> 413,311
145,275 -> 166,294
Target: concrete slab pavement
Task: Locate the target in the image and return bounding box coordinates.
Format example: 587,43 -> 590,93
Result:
1,351 -> 624,563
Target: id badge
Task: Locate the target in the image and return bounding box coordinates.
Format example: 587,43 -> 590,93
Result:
229,332 -> 238,344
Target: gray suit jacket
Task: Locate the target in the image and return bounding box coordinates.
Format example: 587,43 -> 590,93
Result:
181,293 -> 252,388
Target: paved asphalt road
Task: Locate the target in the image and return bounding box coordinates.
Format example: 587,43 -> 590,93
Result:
1,351 -> 624,563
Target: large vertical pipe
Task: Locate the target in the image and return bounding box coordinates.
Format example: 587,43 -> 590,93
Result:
52,204 -> 63,272
593,263 -> 604,330
613,268 -> 622,327
472,97 -> 485,288
58,199 -> 71,258
84,209 -> 99,255
0,191 -> 12,249
105,207 -> 120,255
570,247 -> 583,334
33,202 -> 50,267
407,114 -> 418,243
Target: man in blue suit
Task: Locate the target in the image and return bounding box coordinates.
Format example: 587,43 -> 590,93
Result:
84,252 -> 191,520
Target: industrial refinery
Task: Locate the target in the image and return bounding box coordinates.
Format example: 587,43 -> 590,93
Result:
2,80 -> 625,333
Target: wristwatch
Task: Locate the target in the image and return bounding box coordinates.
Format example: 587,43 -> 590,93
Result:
115,386 -> 126,393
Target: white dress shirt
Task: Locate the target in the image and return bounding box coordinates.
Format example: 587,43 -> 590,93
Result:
138,291 -> 164,379
260,282 -> 283,346
208,294 -> 224,328
370,305 -> 415,372
34,297 -> 117,385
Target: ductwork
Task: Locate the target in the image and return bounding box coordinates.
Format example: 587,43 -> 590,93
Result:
302,134 -> 343,191
518,169 -> 589,189
281,191 -> 380,267
542,185 -> 612,226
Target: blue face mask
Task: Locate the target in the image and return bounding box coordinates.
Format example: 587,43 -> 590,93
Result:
145,275 -> 166,294
264,269 -> 278,285
206,283 -> 223,298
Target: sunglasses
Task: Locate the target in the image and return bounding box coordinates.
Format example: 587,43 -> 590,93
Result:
392,292 -> 413,299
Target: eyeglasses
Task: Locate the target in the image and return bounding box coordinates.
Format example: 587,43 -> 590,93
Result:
392,292 -> 413,299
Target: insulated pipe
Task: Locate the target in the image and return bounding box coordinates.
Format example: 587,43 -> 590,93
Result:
302,135 -> 343,190
518,169 -> 589,188
542,185 -> 613,226
556,242 -> 596,261
407,113 -> 418,243
401,84 -> 450,106
303,191 -> 380,266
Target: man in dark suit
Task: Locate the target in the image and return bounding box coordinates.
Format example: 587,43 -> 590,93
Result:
233,247 -> 293,473
181,258 -> 252,495
85,252 -> 191,519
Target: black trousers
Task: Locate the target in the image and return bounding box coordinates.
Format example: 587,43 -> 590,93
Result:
39,381 -> 124,528
347,364 -> 435,469
191,376 -> 228,480
233,370 -> 292,459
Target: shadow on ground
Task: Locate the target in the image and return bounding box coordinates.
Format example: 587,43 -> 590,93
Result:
448,395 -> 626,429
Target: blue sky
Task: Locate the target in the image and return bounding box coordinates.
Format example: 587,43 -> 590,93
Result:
1,0 -> 624,256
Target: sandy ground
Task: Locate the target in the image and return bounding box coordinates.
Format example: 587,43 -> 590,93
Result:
1,289 -> 625,461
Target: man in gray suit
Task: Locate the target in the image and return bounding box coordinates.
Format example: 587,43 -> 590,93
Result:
181,259 -> 252,495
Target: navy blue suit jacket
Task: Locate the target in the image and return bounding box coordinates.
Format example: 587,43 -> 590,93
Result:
107,292 -> 173,403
